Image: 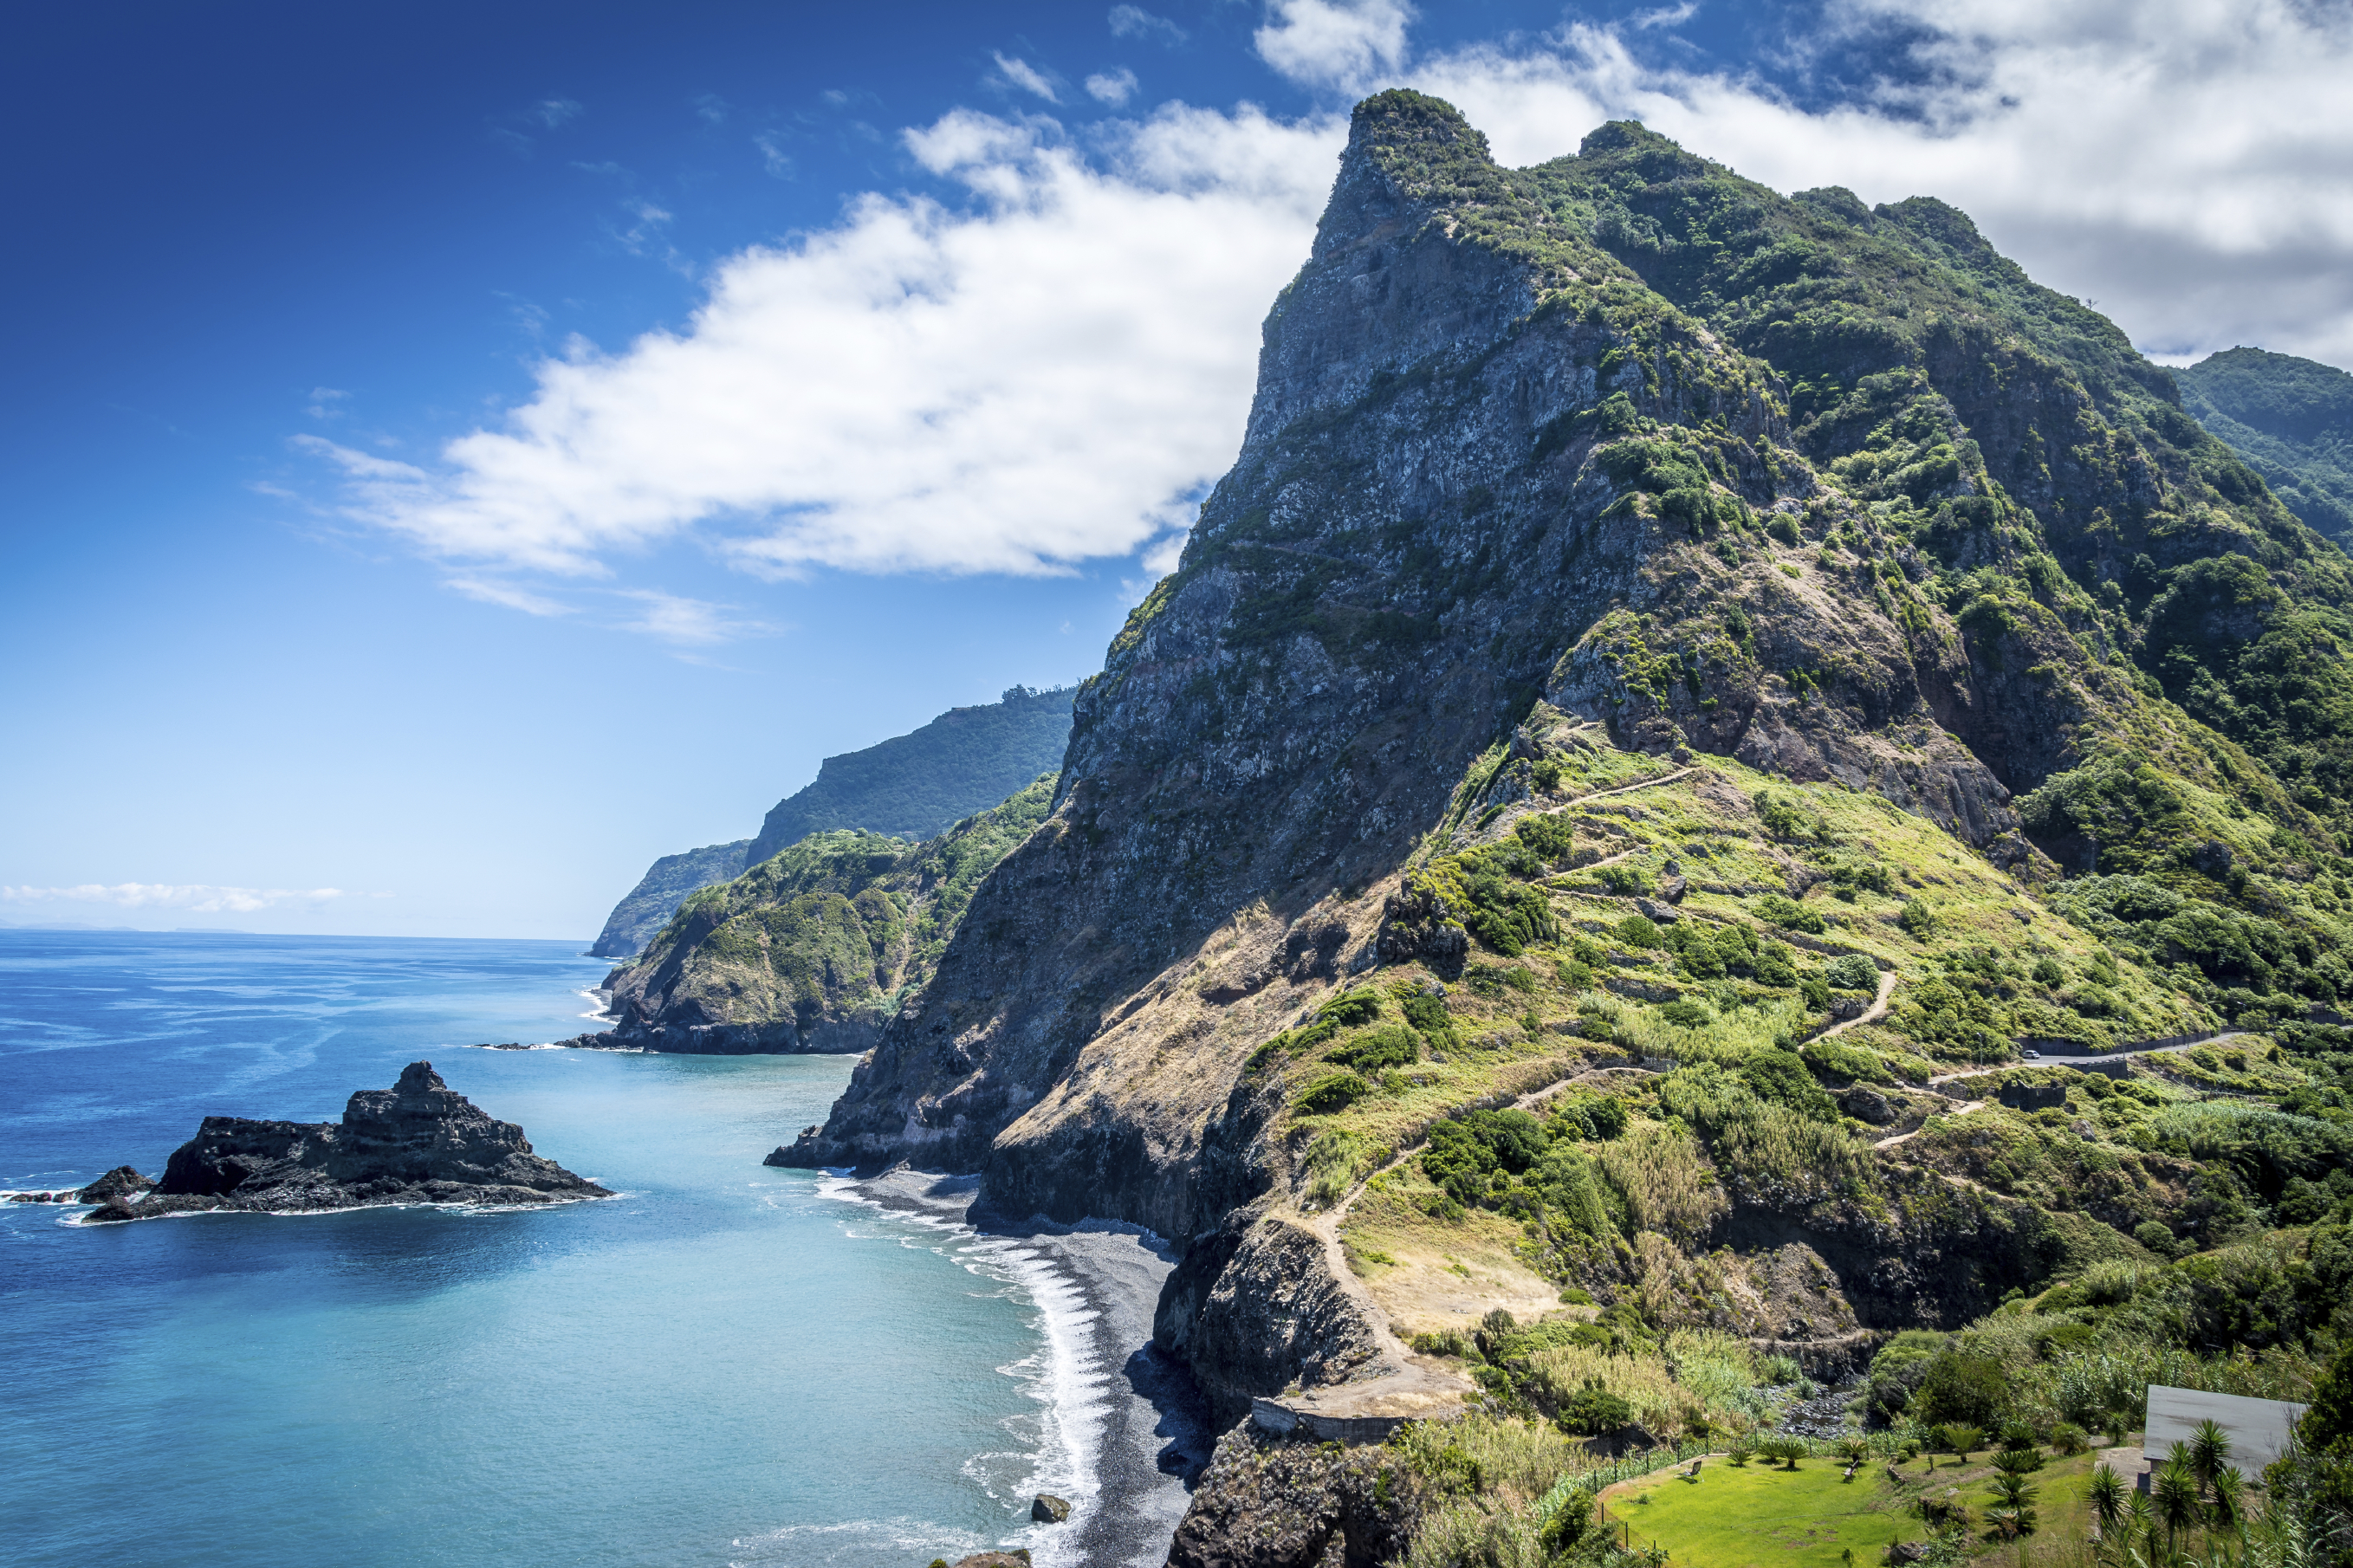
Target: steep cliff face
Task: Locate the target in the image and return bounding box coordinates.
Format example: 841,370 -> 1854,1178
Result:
587,686 -> 1075,961
588,839 -> 750,960
777,90 -> 2350,1441
745,685 -> 1075,864
587,777 -> 1054,1054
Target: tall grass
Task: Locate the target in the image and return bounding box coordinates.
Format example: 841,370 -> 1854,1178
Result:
1592,1124 -> 1728,1242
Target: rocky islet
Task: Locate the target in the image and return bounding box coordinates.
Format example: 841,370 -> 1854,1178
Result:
78,1061 -> 611,1222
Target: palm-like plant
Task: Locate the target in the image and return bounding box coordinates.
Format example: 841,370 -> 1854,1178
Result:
2155,1452 -> 2207,1553
2189,1422 -> 2235,1495
1941,1423 -> 1987,1461
2090,1462 -> 2129,1538
1991,1471 -> 2041,1539
2208,1466 -> 2246,1532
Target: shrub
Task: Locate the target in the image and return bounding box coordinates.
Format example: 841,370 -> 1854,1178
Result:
1515,811 -> 1576,859
1659,998 -> 1713,1027
1403,992 -> 1459,1048
1751,941 -> 1800,988
1332,1025 -> 1419,1072
1617,914 -> 1664,948
1899,899 -> 1939,938
1825,954 -> 1879,991
1296,1071 -> 1372,1115
1917,1353 -> 2010,1431
1559,1383 -> 1637,1435
1599,863 -> 1651,897
1318,988 -> 1384,1027
1753,893 -> 1827,934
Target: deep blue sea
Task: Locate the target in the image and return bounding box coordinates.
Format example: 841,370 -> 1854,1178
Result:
0,930 -> 1079,1568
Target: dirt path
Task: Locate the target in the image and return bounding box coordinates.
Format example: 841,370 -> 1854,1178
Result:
1288,1058 -> 1613,1415
1569,766 -> 1695,803
1924,1030 -> 2246,1089
1872,1098 -> 1983,1150
1813,967 -> 1896,1043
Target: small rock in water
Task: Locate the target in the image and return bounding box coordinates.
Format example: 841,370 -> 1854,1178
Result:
1030,1493 -> 1071,1523
950,1554 -> 1032,1567
77,1166 -> 155,1203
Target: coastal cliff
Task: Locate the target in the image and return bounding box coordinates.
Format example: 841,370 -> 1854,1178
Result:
83,1061 -> 610,1221
589,687 -> 1076,960
771,91 -> 2353,1561
567,777 -> 1056,1054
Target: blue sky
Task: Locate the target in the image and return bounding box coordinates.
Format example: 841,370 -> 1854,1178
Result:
6,0 -> 2350,940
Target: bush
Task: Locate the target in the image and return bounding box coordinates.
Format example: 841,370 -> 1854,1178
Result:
1899,900 -> 1939,938
1753,893 -> 1827,934
1617,914 -> 1663,949
1297,1071 -> 1372,1115
2134,1220 -> 2181,1257
1599,864 -> 1651,897
1515,811 -> 1576,860
1403,992 -> 1458,1047
1332,1025 -> 1419,1072
1317,988 -> 1384,1027
1825,954 -> 1879,991
1558,1383 -> 1636,1435
1659,998 -> 1713,1027
1916,1353 -> 2010,1431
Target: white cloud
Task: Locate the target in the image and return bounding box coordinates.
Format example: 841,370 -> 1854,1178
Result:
1086,68 -> 1140,105
311,103 -> 1339,580
313,0 -> 2353,624
613,589 -> 775,644
448,578 -> 573,617
1,884 -> 347,915
1409,2 -> 2353,366
1255,0 -> 1416,92
754,131 -> 794,178
994,53 -> 1061,103
305,386 -> 348,420
1108,4 -> 1187,46
534,98 -> 585,128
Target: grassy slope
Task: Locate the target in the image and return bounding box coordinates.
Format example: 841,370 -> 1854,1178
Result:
606,774 -> 1056,1033
1601,1449 -> 2103,1568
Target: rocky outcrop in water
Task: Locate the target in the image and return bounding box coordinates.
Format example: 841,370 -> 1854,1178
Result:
81,1062 -> 610,1221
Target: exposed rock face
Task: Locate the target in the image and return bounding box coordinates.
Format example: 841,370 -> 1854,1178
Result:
77,1166 -> 155,1202
82,1062 -> 610,1221
1164,1425 -> 1417,1568
768,91 -> 2349,1565
1158,1205 -> 1386,1427
588,687 -> 1074,962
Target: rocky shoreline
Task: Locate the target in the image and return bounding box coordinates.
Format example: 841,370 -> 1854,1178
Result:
842,1170 -> 1212,1568
77,1061 -> 612,1222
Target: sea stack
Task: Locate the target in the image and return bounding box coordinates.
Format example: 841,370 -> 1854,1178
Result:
83,1061 -> 612,1222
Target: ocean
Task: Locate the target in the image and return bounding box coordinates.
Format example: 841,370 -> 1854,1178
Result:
0,929 -> 1116,1568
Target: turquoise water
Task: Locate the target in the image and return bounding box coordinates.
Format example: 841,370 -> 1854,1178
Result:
0,930 -> 1070,1567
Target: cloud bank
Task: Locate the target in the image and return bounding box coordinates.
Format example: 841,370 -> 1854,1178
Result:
2,884 -> 347,914
314,0 -> 2353,612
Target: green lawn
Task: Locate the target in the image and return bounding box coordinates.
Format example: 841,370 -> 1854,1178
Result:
1598,1451 -> 2103,1568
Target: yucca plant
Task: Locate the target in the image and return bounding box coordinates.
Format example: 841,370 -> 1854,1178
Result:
2090,1462 -> 2129,1539
2189,1422 -> 2235,1495
2156,1452 -> 2207,1553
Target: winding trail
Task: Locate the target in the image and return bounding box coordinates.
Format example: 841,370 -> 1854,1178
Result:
1872,1098 -> 1984,1150
1288,1060 -> 1617,1418
1812,967 -> 1897,1043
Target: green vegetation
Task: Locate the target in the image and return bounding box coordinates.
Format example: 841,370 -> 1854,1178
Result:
2175,347 -> 2353,547
605,774 -> 1056,1039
